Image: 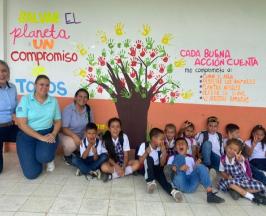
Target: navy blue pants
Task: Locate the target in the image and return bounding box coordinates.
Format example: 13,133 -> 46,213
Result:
0,124 -> 18,173
144,156 -> 173,194
72,153 -> 108,175
16,127 -> 58,179
250,163 -> 266,185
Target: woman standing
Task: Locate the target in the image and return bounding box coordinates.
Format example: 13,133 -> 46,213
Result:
59,88 -> 94,164
0,60 -> 18,174
16,75 -> 61,179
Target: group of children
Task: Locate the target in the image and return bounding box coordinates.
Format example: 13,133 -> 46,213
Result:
68,116 -> 266,205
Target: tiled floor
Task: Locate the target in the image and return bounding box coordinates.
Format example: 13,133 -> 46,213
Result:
0,153 -> 265,216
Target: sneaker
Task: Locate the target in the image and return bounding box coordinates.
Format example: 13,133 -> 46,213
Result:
89,170 -> 98,178
147,180 -> 157,193
170,189 -> 183,202
64,155 -> 72,166
207,192 -> 225,203
76,169 -> 81,176
96,169 -> 101,180
101,172 -> 111,182
164,165 -> 174,184
253,193 -> 266,205
229,189 -> 240,200
46,160 -> 55,172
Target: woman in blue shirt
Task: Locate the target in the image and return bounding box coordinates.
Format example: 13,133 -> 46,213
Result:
0,60 -> 18,174
16,74 -> 61,179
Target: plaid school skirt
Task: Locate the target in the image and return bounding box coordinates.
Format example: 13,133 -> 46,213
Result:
219,162 -> 265,192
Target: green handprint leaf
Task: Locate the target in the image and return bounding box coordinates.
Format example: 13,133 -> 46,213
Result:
120,89 -> 132,99
108,39 -> 115,49
101,49 -> 107,57
152,64 -> 157,70
156,45 -> 166,56
96,68 -> 102,76
167,64 -> 173,73
110,59 -> 115,65
102,75 -> 109,83
89,90 -> 96,98
124,39 -> 131,48
119,49 -> 126,59
110,49 -> 114,55
145,58 -> 151,66
145,37 -> 154,50
87,54 -> 97,66
117,42 -> 122,48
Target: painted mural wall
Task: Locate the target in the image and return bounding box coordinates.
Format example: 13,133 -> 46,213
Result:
4,0 -> 266,147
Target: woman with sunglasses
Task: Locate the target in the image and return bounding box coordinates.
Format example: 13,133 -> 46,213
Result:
16,75 -> 61,179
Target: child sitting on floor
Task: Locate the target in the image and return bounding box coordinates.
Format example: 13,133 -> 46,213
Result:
100,117 -> 140,181
72,123 -> 108,179
164,123 -> 177,157
138,128 -> 182,202
219,138 -> 266,205
178,120 -> 198,159
169,137 -> 225,203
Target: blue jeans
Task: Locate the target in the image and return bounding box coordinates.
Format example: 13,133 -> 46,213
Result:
0,124 -> 18,173
250,164 -> 266,185
201,141 -> 220,171
172,155 -> 212,193
72,153 -> 108,174
16,127 -> 58,179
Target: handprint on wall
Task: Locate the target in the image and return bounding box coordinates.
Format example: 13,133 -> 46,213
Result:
79,24 -> 187,147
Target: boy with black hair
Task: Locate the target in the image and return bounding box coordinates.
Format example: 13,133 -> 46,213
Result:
72,123 -> 108,179
196,116 -> 223,171
138,128 -> 182,202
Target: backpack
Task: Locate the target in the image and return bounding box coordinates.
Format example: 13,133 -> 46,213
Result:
201,131 -> 223,155
220,154 -> 252,178
85,104 -> 91,123
83,137 -> 100,149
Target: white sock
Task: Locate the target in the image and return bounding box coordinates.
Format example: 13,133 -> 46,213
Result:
112,171 -> 119,179
125,166 -> 133,175
244,192 -> 254,201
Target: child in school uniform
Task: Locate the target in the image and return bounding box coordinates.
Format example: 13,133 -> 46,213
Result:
164,124 -> 177,157
224,124 -> 241,147
178,120 -> 198,159
196,116 -> 223,171
138,128 -> 182,202
168,137 -> 224,203
245,125 -> 266,172
72,123 -> 108,178
225,124 -> 266,186
219,138 -> 266,205
100,117 -> 140,181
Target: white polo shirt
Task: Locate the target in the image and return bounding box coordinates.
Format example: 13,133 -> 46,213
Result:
245,139 -> 266,161
80,138 -> 107,157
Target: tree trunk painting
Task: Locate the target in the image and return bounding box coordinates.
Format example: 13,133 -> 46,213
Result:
79,24 -> 188,148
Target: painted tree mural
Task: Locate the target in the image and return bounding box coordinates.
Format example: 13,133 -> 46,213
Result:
79,24 -> 189,148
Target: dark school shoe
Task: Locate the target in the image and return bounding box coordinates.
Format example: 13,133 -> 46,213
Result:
101,172 -> 111,182
64,155 -> 73,166
229,189 -> 241,200
253,193 -> 266,205
207,192 -> 225,203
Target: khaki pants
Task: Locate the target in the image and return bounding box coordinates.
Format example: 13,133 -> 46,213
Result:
58,133 -> 79,156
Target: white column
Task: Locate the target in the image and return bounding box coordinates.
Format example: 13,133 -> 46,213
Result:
0,0 -> 6,60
